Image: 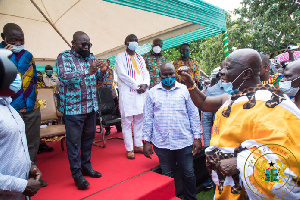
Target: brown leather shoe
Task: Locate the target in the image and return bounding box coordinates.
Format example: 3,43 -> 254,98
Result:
134,146 -> 143,153
126,151 -> 135,159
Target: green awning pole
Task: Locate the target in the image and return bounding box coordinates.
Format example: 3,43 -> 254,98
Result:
222,30 -> 229,59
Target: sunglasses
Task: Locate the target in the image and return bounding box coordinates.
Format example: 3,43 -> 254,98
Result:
81,42 -> 92,48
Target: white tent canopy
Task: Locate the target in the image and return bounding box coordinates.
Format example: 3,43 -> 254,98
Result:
0,0 -> 226,65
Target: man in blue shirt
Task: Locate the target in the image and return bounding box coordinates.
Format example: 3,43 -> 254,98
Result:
143,62 -> 202,200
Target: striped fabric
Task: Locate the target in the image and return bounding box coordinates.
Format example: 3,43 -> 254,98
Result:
206,88 -> 300,200
143,82 -> 202,150
56,49 -> 107,115
0,41 -> 39,112
124,51 -> 144,92
98,68 -> 117,98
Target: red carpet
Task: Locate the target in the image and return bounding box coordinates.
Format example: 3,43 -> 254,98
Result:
33,128 -> 167,200
85,171 -> 175,200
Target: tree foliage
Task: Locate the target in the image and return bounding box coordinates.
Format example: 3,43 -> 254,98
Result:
232,0 -> 300,56
162,0 -> 300,76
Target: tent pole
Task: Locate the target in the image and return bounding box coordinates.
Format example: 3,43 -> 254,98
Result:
30,0 -> 72,48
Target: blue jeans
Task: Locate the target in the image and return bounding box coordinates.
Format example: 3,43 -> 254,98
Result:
153,145 -> 197,200
64,111 -> 96,179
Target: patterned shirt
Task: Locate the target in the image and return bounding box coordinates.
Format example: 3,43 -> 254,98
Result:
0,97 -> 31,200
143,82 -> 202,150
143,50 -> 166,88
173,57 -> 201,83
98,68 -> 117,98
56,49 -> 107,115
0,41 -> 39,112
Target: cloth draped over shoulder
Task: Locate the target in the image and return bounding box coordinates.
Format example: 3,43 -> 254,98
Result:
0,41 -> 39,112
115,50 -> 150,117
206,84 -> 300,200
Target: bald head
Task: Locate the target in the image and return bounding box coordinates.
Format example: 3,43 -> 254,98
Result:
73,31 -> 89,42
229,49 -> 262,75
160,62 -> 175,74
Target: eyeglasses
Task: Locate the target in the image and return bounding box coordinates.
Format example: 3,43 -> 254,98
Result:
81,42 -> 92,48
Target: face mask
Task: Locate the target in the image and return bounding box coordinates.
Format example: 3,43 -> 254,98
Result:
77,49 -> 90,58
279,76 -> 300,96
12,45 -> 24,53
181,51 -> 190,59
45,70 -> 53,76
9,74 -> 22,94
161,77 -> 175,87
128,42 -> 138,51
153,46 -> 162,54
223,70 -> 247,95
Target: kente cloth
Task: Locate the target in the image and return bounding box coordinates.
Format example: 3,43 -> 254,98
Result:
206,84 -> 300,200
173,57 -> 201,83
0,41 -> 39,112
143,50 -> 166,88
277,51 -> 300,63
261,73 -> 282,88
99,68 -> 117,98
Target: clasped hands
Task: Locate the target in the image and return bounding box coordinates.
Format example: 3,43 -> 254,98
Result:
88,59 -> 110,75
23,165 -> 42,197
137,84 -> 147,94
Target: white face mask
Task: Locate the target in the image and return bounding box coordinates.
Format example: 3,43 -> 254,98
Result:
153,46 -> 162,54
12,45 -> 24,53
279,76 -> 300,96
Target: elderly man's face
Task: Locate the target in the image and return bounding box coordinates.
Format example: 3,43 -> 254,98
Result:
220,57 -> 246,89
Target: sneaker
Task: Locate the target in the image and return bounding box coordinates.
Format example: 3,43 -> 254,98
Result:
203,179 -> 213,189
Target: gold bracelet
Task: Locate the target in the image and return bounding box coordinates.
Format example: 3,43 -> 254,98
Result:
188,83 -> 197,91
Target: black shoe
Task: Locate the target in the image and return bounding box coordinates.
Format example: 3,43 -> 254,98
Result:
39,179 -> 48,187
116,125 -> 122,132
105,130 -> 110,136
38,143 -> 54,154
81,167 -> 102,178
74,175 -> 90,190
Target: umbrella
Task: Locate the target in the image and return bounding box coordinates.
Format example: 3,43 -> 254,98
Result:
0,0 -> 226,67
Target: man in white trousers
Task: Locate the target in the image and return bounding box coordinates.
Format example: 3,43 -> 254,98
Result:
115,34 -> 150,159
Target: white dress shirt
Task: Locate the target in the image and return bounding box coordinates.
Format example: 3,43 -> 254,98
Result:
0,97 -> 31,200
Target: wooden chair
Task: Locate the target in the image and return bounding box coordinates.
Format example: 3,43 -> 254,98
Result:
37,87 -> 66,150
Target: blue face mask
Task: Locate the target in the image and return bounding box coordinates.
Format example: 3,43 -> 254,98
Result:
45,70 -> 53,76
12,45 -> 24,53
9,74 -> 22,94
161,77 -> 175,87
222,69 -> 247,95
128,42 -> 138,51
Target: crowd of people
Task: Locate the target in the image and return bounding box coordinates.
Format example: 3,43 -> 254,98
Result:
0,22 -> 300,200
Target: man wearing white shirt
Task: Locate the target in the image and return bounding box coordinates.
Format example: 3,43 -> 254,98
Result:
43,65 -> 59,93
115,34 -> 150,159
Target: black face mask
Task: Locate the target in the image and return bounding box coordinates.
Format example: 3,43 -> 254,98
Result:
77,49 -> 90,59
